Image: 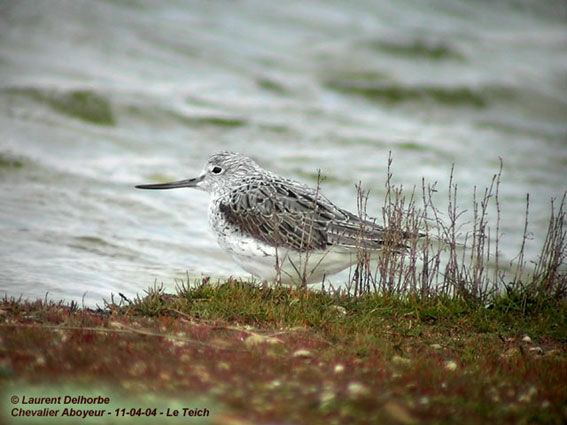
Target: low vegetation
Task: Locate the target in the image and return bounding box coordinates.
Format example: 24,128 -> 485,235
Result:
1,281 -> 565,424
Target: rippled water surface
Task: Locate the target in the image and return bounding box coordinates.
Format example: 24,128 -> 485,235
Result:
1,0 -> 566,305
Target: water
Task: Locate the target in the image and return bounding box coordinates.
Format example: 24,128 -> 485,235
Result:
1,0 -> 566,305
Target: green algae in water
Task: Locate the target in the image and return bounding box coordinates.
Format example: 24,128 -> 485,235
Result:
0,153 -> 25,169
257,123 -> 292,134
365,40 -> 465,61
180,115 -> 247,128
323,70 -> 392,83
47,90 -> 115,126
6,87 -> 115,126
325,81 -> 487,108
256,78 -> 289,95
398,142 -> 426,151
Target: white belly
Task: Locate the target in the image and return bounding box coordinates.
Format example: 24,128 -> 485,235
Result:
226,236 -> 359,285
209,213 -> 357,285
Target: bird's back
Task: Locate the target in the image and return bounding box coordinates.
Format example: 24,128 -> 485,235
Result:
214,173 -> 385,253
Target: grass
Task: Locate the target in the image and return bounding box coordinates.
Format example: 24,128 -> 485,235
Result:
122,281 -> 566,342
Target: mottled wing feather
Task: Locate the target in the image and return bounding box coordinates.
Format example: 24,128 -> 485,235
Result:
218,177 -> 385,252
327,210 -> 385,249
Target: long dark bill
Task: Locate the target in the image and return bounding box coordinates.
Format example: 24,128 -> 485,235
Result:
135,176 -> 203,190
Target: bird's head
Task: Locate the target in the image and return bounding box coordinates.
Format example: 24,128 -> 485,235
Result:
135,151 -> 261,195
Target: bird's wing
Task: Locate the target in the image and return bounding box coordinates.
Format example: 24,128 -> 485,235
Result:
218,178 -> 385,252
326,209 -> 385,250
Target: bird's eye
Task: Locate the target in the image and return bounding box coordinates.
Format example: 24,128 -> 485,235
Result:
211,166 -> 223,174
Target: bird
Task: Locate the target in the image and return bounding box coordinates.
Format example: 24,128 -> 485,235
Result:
136,151 -> 410,286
